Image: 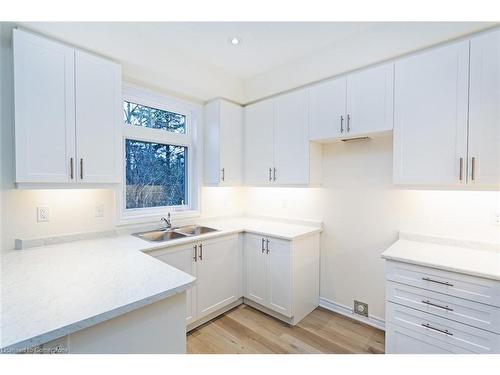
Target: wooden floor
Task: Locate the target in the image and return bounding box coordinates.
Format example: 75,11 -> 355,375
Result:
187,304 -> 385,354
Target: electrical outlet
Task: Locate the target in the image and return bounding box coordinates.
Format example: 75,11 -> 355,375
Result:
492,212 -> 500,226
95,205 -> 104,218
37,207 -> 50,222
354,300 -> 368,317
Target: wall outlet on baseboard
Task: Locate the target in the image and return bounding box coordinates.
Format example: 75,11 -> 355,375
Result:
354,300 -> 368,317
491,211 -> 500,226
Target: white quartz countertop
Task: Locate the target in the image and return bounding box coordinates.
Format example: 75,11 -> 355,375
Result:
382,232 -> 500,281
1,217 -> 321,350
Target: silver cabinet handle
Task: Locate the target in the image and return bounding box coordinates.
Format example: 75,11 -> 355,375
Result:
221,168 -> 225,182
193,244 -> 198,262
266,239 -> 270,254
471,157 -> 476,181
261,238 -> 265,253
273,168 -> 277,181
340,115 -> 344,133
422,277 -> 453,287
459,157 -> 464,181
80,158 -> 83,180
347,114 -> 351,132
421,323 -> 453,336
199,243 -> 203,261
421,300 -> 453,311
70,158 -> 74,180
269,168 -> 272,181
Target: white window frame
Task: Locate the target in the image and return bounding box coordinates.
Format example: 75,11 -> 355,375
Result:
116,83 -> 202,225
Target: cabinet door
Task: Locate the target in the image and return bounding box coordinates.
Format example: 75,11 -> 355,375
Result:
346,62 -> 394,137
468,29 -> 500,186
75,50 -> 121,183
267,237 -> 292,317
154,245 -> 197,325
219,100 -> 243,185
243,99 -> 275,185
308,77 -> 347,140
244,234 -> 267,305
196,235 -> 240,319
393,41 -> 469,185
13,29 -> 75,183
274,90 -> 310,184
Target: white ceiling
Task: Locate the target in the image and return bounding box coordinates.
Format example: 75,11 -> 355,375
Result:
20,22 -> 499,103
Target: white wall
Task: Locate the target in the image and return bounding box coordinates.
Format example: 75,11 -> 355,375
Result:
243,136 -> 500,320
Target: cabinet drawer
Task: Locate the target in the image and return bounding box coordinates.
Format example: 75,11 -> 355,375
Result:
386,261 -> 500,307
386,302 -> 500,354
387,281 -> 500,333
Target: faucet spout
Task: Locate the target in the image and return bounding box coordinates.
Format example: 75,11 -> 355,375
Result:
161,213 -> 172,229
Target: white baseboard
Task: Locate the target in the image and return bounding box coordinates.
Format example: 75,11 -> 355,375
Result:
319,297 -> 385,331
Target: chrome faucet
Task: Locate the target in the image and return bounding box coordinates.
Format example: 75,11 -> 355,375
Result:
161,213 -> 172,230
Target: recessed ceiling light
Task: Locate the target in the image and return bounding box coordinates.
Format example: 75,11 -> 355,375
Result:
229,37 -> 241,46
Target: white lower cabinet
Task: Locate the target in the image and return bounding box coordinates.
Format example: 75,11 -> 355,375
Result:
385,260 -> 500,354
153,231 -> 320,328
244,233 -> 320,324
195,235 -> 241,319
152,234 -> 242,328
154,245 -> 197,325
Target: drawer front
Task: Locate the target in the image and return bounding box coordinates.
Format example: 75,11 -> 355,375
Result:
387,281 -> 500,334
386,302 -> 500,354
386,261 -> 500,307
386,322 -> 472,354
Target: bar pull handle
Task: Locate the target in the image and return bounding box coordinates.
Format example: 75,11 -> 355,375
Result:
70,158 -> 74,180
422,277 -> 453,287
421,300 -> 453,312
266,239 -> 270,254
193,245 -> 198,262
80,158 -> 83,180
471,157 -> 476,181
261,238 -> 265,253
340,115 -> 344,133
421,323 -> 453,336
273,168 -> 277,181
199,243 -> 203,261
459,157 -> 464,181
221,168 -> 225,182
347,114 -> 351,132
269,168 -> 272,182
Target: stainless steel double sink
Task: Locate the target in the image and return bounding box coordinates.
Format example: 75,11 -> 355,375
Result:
132,225 -> 218,243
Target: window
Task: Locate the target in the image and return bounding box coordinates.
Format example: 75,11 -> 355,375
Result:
125,140 -> 187,209
119,85 -> 200,222
124,101 -> 186,133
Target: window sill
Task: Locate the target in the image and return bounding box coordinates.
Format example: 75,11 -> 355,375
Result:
116,209 -> 201,227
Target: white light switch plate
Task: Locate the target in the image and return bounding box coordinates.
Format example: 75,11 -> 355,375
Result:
95,205 -> 104,218
37,207 -> 49,222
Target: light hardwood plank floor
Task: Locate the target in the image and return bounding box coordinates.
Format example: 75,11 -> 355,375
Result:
187,304 -> 385,354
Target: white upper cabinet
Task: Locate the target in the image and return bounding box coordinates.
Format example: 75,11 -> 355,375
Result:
13,29 -> 121,186
308,77 -> 346,140
308,63 -> 393,142
243,98 -> 275,185
468,29 -> 500,187
244,91 -> 321,186
274,90 -> 310,185
204,99 -> 243,185
13,29 -> 76,183
346,62 -> 394,137
75,51 -> 121,183
393,40 -> 470,185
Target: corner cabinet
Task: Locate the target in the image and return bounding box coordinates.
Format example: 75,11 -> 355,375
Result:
243,232 -> 320,325
13,29 -> 121,186
393,28 -> 500,188
309,62 -> 394,142
243,90 -> 322,186
204,99 -> 243,185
